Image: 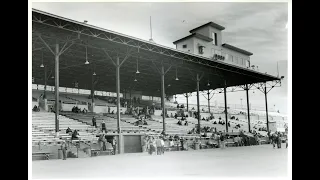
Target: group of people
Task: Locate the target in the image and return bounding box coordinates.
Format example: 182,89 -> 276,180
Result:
270,131 -> 287,149
97,133 -> 117,154
32,105 -> 40,112
177,119 -> 188,126
145,136 -> 165,155
71,106 -> 88,113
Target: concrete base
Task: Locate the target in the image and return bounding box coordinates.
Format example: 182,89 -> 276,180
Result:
32,144 -> 288,178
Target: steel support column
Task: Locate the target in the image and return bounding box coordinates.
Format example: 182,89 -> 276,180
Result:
196,74 -> 201,134
186,93 -> 189,112
44,66 -> 47,99
91,74 -> 95,112
245,84 -> 251,132
116,57 -> 123,154
264,83 -> 270,133
55,43 -> 60,137
224,80 -> 228,132
207,90 -> 210,113
161,66 -> 166,134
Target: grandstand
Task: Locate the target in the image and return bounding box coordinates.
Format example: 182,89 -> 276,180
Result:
32,8 -> 285,160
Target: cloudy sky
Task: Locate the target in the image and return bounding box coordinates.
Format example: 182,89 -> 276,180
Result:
32,1 -> 289,114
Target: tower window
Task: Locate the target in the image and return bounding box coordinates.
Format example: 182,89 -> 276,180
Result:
182,44 -> 187,48
198,46 -> 204,54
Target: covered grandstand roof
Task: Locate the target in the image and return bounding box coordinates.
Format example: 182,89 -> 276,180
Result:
32,9 -> 280,97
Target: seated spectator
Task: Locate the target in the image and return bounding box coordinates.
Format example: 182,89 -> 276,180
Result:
228,122 -> 230,127
174,113 -> 178,119
71,130 -> 79,140
32,105 -> 38,112
143,120 -> 148,125
66,127 -> 72,134
236,118 -> 239,121
111,110 -> 114,114
177,120 -> 182,126
202,117 -> 205,121
213,121 -> 217,124
184,121 -> 188,126
170,113 -> 174,118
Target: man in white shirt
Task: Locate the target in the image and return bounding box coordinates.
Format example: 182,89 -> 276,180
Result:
160,138 -> 165,155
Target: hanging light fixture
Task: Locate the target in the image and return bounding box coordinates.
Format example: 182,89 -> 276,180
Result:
51,75 -> 54,79
93,72 -> 96,76
168,84 -> 171,87
136,57 -> 140,74
40,52 -> 44,68
175,67 -> 179,80
207,80 -> 210,86
85,46 -> 89,65
134,78 -> 137,82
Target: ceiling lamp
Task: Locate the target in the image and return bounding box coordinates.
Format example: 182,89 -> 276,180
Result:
207,80 -> 210,86
136,57 -> 140,74
134,78 -> 137,82
175,67 -> 179,81
85,46 -> 89,65
168,84 -> 171,87
93,72 -> 96,76
40,52 -> 44,68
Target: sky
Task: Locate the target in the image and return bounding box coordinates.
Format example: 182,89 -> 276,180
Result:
32,1 -> 289,114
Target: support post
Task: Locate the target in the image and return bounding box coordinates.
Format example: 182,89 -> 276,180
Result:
264,83 -> 270,133
116,57 -> 123,154
207,90 -> 210,113
196,74 -> 200,134
186,93 -> 189,112
246,84 -> 251,132
161,66 -> 166,134
55,43 -> 60,137
224,80 -> 228,132
44,66 -> 48,111
91,74 -> 95,112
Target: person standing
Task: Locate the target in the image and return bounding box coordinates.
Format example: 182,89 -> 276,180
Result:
112,137 -> 117,155
92,116 -> 97,128
61,140 -> 68,160
220,133 -> 225,149
277,132 -> 282,148
160,137 -> 165,154
101,121 -> 106,133
155,137 -> 162,155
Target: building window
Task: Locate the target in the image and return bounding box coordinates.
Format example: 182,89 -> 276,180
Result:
234,56 -> 238,64
229,54 -> 233,62
198,46 -> 204,54
182,44 -> 187,48
212,32 -> 217,45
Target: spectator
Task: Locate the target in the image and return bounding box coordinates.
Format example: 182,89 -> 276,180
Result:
228,122 -> 230,127
66,127 -> 72,134
101,121 -> 106,133
92,116 -> 97,128
213,121 -> 217,124
155,137 -> 162,155
71,130 -> 79,140
174,113 -> 178,119
177,120 -> 182,126
112,137 -> 117,155
98,133 -> 107,151
180,138 -> 185,151
220,133 -> 225,149
160,137 -> 165,154
184,121 -> 188,126
202,117 -> 205,121
60,140 -> 68,160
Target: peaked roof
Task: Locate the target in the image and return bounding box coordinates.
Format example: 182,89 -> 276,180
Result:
173,33 -> 213,44
222,43 -> 253,56
189,21 -> 225,33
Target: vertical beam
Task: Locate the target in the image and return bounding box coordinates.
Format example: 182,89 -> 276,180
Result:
91,74 -> 95,112
44,66 -> 47,99
161,66 -> 166,134
196,74 -> 200,134
116,57 -> 123,154
264,83 -> 270,133
186,93 -> 189,112
207,90 -> 210,113
55,43 -> 59,136
246,84 -> 251,132
224,80 -> 228,132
